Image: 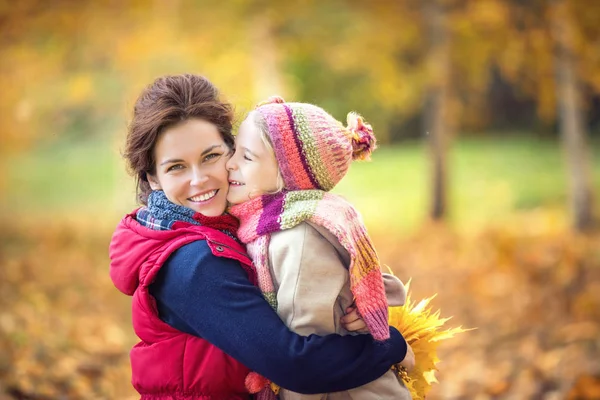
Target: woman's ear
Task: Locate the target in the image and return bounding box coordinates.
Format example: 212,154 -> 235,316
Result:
147,173 -> 161,190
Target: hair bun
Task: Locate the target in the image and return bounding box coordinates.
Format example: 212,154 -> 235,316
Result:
256,95 -> 285,108
347,112 -> 376,160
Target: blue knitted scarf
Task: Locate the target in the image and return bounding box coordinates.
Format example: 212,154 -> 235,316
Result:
136,190 -> 239,241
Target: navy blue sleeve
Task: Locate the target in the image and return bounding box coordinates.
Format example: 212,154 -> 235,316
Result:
150,240 -> 408,394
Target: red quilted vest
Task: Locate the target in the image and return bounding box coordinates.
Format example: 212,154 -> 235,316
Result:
109,211 -> 256,399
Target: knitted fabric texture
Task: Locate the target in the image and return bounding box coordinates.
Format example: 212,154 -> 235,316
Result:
137,190 -> 239,239
229,190 -> 390,340
255,96 -> 376,192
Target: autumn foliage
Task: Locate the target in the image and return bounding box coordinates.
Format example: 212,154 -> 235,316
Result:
1,0 -> 600,154
0,214 -> 598,399
0,218 -> 136,399
377,221 -> 600,398
0,1 -> 599,399
388,281 -> 470,400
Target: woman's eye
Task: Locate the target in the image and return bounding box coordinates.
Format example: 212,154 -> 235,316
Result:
167,164 -> 183,172
243,154 -> 252,161
204,153 -> 222,162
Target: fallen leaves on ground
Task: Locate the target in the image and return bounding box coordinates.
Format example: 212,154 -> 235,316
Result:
376,219 -> 600,399
0,214 -> 599,399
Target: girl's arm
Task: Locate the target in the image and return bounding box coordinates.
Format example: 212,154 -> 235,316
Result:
382,273 -> 407,307
269,223 -> 350,336
150,239 -> 408,395
305,222 -> 407,308
269,223 -> 407,335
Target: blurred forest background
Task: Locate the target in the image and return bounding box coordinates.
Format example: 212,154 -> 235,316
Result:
1,0 -> 599,398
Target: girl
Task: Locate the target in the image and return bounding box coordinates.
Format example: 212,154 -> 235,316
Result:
227,96 -> 413,399
109,75 -> 413,399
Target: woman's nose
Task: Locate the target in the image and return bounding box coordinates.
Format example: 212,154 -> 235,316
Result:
190,168 -> 208,186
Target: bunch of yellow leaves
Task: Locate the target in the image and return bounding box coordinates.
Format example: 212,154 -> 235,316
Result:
388,279 -> 470,400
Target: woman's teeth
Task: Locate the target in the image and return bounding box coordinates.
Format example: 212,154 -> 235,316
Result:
230,181 -> 244,186
189,190 -> 217,202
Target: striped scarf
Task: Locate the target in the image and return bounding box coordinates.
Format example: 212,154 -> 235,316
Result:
136,190 -> 239,240
229,190 -> 389,340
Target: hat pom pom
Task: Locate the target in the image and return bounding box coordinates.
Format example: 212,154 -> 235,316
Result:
347,112 -> 377,160
256,95 -> 285,108
245,372 -> 271,393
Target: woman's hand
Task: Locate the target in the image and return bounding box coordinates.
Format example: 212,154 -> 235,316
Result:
399,342 -> 415,372
340,305 -> 370,334
341,305 -> 415,373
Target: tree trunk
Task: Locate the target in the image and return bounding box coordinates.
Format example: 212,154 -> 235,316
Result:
550,0 -> 595,231
424,0 -> 451,221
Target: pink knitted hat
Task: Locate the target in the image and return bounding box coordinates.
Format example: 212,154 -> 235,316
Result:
254,96 -> 377,191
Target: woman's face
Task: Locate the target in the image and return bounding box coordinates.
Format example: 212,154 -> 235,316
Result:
226,117 -> 280,205
147,118 -> 231,217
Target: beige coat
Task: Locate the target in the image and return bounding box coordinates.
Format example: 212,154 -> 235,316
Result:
268,222 -> 412,400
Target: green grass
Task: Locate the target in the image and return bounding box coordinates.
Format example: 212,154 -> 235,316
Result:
3,135 -> 599,232
334,136 -> 600,231
3,136 -> 137,219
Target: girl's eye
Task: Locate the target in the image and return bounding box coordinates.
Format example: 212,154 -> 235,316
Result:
167,164 -> 183,172
243,153 -> 252,161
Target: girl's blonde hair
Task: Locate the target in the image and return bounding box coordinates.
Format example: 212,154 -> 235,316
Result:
249,111 -> 285,193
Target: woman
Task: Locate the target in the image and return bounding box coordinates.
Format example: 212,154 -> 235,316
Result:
109,74 -> 413,399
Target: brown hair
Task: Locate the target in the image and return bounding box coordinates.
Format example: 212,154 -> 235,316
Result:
124,74 -> 235,204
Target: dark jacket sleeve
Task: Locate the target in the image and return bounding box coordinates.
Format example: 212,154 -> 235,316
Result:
150,240 -> 407,394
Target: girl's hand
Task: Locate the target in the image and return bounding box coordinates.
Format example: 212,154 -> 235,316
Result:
340,305 -> 369,333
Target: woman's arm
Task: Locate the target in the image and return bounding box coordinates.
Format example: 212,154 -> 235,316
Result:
150,240 -> 407,394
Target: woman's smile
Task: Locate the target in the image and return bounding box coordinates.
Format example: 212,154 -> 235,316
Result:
188,189 -> 219,203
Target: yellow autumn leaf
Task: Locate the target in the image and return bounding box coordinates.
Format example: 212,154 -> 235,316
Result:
388,279 -> 472,400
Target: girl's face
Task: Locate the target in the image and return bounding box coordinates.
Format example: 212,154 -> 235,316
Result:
147,118 -> 231,217
226,117 -> 280,205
